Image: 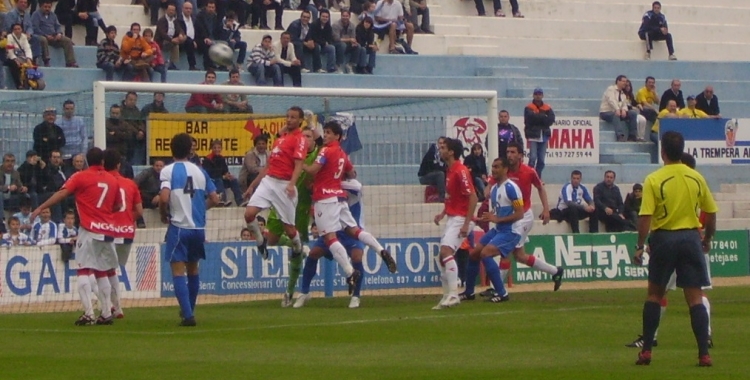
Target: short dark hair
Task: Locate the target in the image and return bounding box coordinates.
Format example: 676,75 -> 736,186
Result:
445,138 -> 463,160
110,104 -> 120,112
257,216 -> 266,223
645,76 -> 655,83
63,99 -> 75,107
39,0 -> 53,5
142,28 -> 154,37
319,8 -> 330,16
652,1 -> 661,7
604,170 -> 616,178
253,134 -> 269,145
86,147 -> 105,167
681,152 -> 696,169
105,25 -> 117,34
229,68 -> 240,76
130,22 -> 141,30
281,31 -> 291,38
103,149 -> 121,171
126,91 -> 138,99
494,156 -> 510,168
205,69 -> 216,78
323,121 -> 343,140
8,216 -> 20,224
211,139 -> 222,148
499,109 -> 509,115
507,141 -> 524,154
288,106 -> 304,119
571,170 -> 582,177
661,131 -> 685,162
172,133 -> 193,159
225,10 -> 236,19
64,210 -> 76,219
615,74 -> 627,83
301,10 -> 311,17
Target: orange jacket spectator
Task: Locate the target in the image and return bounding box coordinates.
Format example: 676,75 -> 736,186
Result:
120,32 -> 153,60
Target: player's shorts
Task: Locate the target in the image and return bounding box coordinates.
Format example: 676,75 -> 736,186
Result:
440,216 -> 474,252
164,224 -> 206,263
666,253 -> 712,291
478,229 -> 522,258
248,176 -> 298,225
310,231 -> 365,261
75,228 -> 118,271
314,199 -> 357,235
648,229 -> 710,289
267,202 -> 313,243
115,242 -> 132,267
512,210 -> 534,249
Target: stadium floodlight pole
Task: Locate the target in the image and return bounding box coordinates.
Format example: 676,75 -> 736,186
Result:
93,81 -> 499,167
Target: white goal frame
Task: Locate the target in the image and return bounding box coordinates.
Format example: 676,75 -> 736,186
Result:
93,81 -> 499,168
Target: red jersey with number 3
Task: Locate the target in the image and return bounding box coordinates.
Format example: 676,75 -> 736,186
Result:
111,172 -> 142,240
311,141 -> 353,202
489,163 -> 541,212
445,161 -> 475,217
266,128 -> 307,180
63,165 -> 121,237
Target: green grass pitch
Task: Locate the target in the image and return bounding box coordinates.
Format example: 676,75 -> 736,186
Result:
1,287 -> 749,379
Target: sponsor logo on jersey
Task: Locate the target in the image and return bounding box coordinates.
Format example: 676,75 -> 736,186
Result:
89,222 -> 136,234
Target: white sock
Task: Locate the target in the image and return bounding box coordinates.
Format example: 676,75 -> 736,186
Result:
89,274 -> 99,299
96,276 -> 112,318
328,240 -> 354,277
356,231 -> 384,252
247,219 -> 265,245
442,256 -> 458,296
109,275 -> 121,312
290,230 -> 303,253
77,275 -> 94,317
500,269 -> 509,284
655,306 -> 667,338
531,257 -> 558,275
437,262 -> 448,296
702,296 -> 712,336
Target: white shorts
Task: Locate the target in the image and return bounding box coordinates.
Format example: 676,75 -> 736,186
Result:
512,210 -> 534,248
115,243 -> 132,267
440,216 -> 473,252
314,199 -> 358,235
666,253 -> 713,291
75,229 -> 118,271
247,176 -> 298,225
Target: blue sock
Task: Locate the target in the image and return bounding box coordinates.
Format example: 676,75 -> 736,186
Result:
187,274 -> 200,312
173,275 -> 193,319
301,256 -> 318,294
482,256 -> 507,296
352,261 -> 365,297
465,259 -> 480,295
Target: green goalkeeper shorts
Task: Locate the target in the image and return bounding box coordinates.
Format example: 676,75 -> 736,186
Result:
266,203 -> 312,243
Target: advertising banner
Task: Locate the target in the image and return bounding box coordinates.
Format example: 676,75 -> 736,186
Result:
660,118 -> 750,164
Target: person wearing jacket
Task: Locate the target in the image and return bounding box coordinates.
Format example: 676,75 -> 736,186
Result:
32,107 -> 66,162
4,23 -> 34,89
219,11 -> 246,69
354,16 -> 376,74
184,70 -> 224,113
417,136 -> 446,202
524,88 -> 555,178
497,109 -> 523,159
202,139 -> 242,206
120,22 -> 153,81
143,28 -> 166,82
599,75 -> 639,142
462,143 -> 487,202
195,0 -> 222,70
304,8 -> 335,73
274,32 -> 302,87
55,0 -> 106,45
239,134 -> 268,192
96,26 -> 124,80
155,3 -> 185,69
637,1 -> 676,61
31,0 -> 78,67
248,34 -> 282,86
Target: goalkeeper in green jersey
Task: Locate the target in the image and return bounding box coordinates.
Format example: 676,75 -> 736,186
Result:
264,126 -> 321,307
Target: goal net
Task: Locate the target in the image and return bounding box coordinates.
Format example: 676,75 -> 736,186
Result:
0,82 -> 497,314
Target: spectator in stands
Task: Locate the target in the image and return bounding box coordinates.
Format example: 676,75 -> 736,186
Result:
58,100 -> 87,164
1,216 -> 33,246
185,70 -> 224,113
0,153 -> 26,215
55,0 -> 107,46
155,3 -> 185,70
638,1 -> 676,61
5,0 -> 42,64
14,198 -> 38,235
240,227 -> 254,241
417,136 -> 446,202
623,79 -> 649,141
275,31 -> 303,86
592,170 -> 635,232
120,22 -> 153,81
679,95 -> 714,119
332,9 -> 361,74
623,183 -> 642,226
696,86 -> 720,117
196,0 -> 222,70
33,107 -> 66,162
239,134 -> 268,192
105,104 -> 137,159
462,143 -> 487,202
599,75 -> 638,142
202,139 -> 243,206
141,92 -> 170,117
650,99 -> 680,144
635,76 -> 659,123
354,16 -> 376,74
550,170 -> 597,234
222,68 -> 253,112
178,1 -> 199,71
134,159 -> 164,212
305,9 -> 336,73
4,23 -> 35,89
659,78 -> 684,111
405,0 -> 432,34
143,28 -> 167,83
31,207 -> 57,245
42,149 -> 66,221
122,92 -> 147,165
149,0 -> 170,26
17,150 -> 47,209
96,25 -> 125,81
373,0 -> 415,55
251,0 -> 284,30
496,109 -> 523,159
188,138 -> 202,165
219,11 -> 247,70
524,87 -> 555,177
32,0 -> 78,67
57,210 -> 77,261
286,10 -> 312,73
249,34 -> 283,86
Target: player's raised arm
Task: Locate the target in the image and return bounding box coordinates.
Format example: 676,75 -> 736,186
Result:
30,188 -> 72,221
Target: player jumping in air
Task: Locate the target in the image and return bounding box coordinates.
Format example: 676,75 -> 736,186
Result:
460,157 -> 523,303
31,147 -> 121,325
160,133 -> 221,326
433,138 -> 477,310
302,121 -> 396,295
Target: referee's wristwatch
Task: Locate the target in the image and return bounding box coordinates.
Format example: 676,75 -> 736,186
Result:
635,245 -> 644,251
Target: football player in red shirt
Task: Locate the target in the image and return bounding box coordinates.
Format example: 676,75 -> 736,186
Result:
433,138 -> 477,309
244,106 -> 308,259
31,147 -> 121,325
303,121 -> 396,294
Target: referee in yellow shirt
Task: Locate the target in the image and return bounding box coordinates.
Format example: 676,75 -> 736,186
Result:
633,131 -> 717,367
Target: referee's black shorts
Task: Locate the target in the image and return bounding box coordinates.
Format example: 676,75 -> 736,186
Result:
648,229 -> 710,289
